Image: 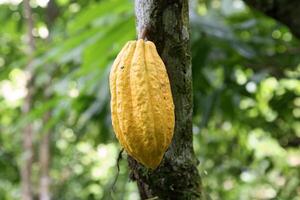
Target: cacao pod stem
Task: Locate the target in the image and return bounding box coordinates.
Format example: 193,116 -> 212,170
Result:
139,27 -> 148,40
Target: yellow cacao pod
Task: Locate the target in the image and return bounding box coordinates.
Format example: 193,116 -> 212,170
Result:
109,39 -> 175,169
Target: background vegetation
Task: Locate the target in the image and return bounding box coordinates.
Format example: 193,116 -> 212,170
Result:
0,0 -> 299,199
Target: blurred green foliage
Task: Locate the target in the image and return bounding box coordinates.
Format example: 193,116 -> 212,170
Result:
0,0 -> 299,199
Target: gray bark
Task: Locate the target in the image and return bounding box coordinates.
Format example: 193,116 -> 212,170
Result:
39,122 -> 51,200
21,0 -> 35,200
128,0 -> 202,199
243,0 -> 300,39
39,1 -> 59,199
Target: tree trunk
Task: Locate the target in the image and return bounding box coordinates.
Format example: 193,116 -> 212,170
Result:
243,0 -> 300,39
21,0 -> 35,199
39,120 -> 51,200
128,0 -> 202,199
39,1 -> 59,199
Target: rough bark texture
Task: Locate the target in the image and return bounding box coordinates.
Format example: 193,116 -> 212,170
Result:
243,0 -> 300,39
21,0 -> 35,199
128,0 -> 202,199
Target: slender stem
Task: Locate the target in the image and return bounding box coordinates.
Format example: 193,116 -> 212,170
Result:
138,27 -> 148,40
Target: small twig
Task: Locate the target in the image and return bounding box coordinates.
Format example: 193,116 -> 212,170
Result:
110,148 -> 124,194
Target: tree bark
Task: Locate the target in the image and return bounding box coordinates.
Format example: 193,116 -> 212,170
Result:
243,0 -> 300,39
21,0 -> 35,200
38,1 -> 59,199
128,0 -> 202,199
39,120 -> 51,200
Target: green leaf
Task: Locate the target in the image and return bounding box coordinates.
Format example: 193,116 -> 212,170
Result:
67,0 -> 133,34
80,16 -> 135,74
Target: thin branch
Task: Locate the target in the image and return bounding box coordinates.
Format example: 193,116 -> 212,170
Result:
110,148 -> 124,194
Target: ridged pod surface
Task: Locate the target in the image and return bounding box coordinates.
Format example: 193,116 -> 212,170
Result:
109,39 -> 175,169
